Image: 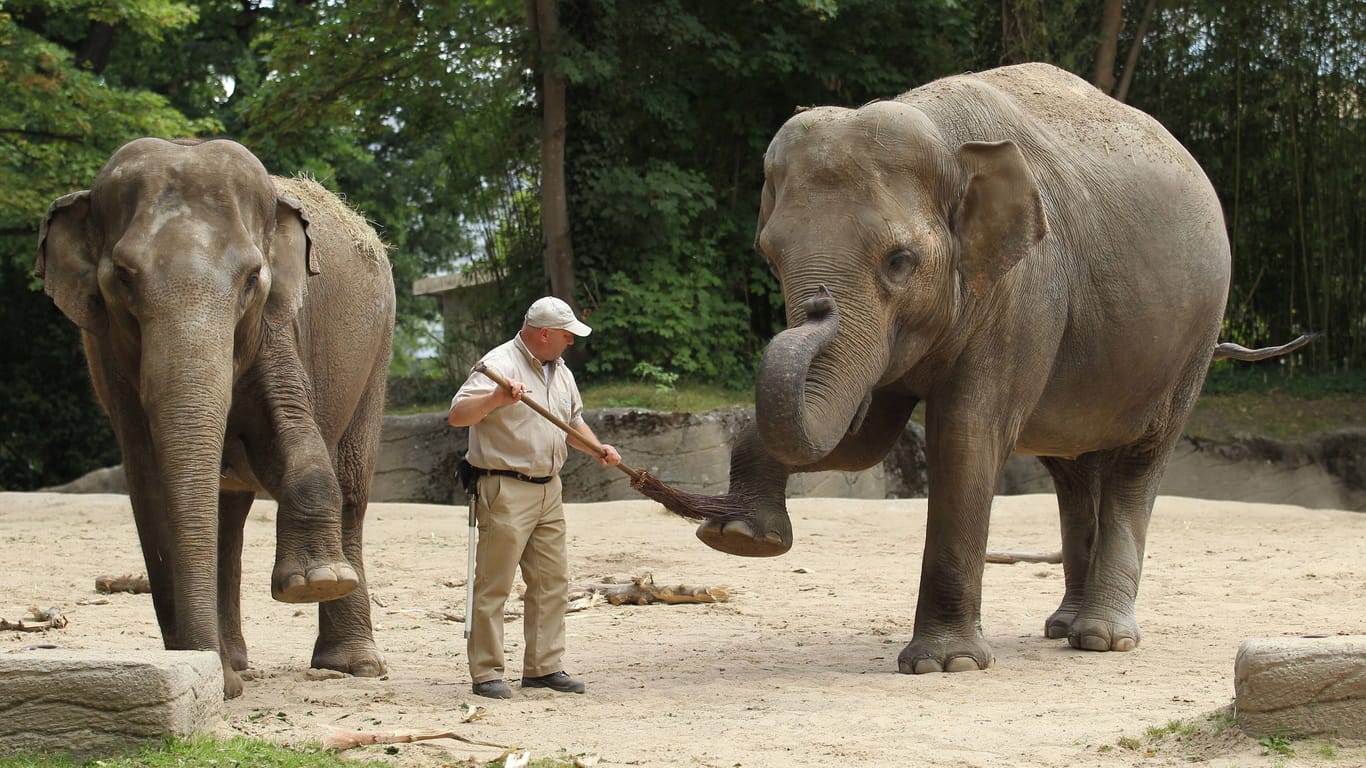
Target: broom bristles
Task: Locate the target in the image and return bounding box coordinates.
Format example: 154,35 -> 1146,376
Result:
630,472 -> 752,523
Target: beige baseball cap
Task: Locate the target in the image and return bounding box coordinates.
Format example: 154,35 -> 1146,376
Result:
525,296 -> 592,337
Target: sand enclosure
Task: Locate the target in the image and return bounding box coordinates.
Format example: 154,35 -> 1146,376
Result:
3,491 -> 1364,766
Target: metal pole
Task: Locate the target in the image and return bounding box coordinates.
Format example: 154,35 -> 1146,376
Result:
464,487 -> 477,640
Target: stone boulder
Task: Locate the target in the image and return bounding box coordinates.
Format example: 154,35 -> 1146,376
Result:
0,648 -> 222,759
1234,636 -> 1366,738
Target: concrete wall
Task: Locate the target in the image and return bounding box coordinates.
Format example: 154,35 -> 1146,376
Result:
43,409 -> 1365,512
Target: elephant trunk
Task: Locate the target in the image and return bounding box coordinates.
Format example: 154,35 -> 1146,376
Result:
756,286 -> 879,466
141,321 -> 234,652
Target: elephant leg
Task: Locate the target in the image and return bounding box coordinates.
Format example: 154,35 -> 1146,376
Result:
1067,441 -> 1174,653
242,359 -> 357,604
218,491 -> 254,672
124,460 -> 178,649
96,353 -> 242,698
311,393 -> 387,677
897,407 -> 1005,674
1038,455 -> 1101,639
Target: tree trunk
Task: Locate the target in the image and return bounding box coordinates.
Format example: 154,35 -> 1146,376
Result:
1092,0 -> 1123,95
1113,0 -> 1159,103
527,0 -> 577,310
1000,0 -> 1034,65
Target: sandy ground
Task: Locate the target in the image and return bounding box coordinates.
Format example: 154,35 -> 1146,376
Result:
3,490 -> 1365,767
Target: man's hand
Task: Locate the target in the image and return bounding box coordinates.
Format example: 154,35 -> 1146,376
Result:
497,377 -> 529,405
597,443 -> 622,467
448,372 -> 527,427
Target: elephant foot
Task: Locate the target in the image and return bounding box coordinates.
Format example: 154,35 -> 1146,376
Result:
222,634 -> 249,671
272,558 -> 359,603
312,640 -> 387,678
222,664 -> 244,699
1045,603 -> 1082,639
1067,614 -> 1140,652
896,636 -> 995,674
695,517 -> 791,557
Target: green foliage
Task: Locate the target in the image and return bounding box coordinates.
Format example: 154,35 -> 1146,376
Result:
1259,734 -> 1294,756
0,252 -> 120,489
560,0 -> 975,388
583,379 -> 752,413
3,0 -> 1363,489
0,735 -> 387,768
0,2 -> 216,489
1133,0 -> 1366,370
1203,361 -> 1366,398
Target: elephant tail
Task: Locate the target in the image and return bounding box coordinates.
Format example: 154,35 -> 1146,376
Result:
1212,332 -> 1320,362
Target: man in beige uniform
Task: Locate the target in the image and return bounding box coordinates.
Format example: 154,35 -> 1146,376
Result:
448,297 -> 621,699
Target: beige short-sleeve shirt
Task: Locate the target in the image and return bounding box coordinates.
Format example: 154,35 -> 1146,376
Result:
452,333 -> 584,478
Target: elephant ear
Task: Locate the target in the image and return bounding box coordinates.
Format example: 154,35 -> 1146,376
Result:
36,190 -> 107,335
753,177 -> 775,252
265,194 -> 319,330
952,140 -> 1048,298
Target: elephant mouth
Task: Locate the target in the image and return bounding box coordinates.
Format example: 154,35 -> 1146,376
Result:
848,391 -> 874,435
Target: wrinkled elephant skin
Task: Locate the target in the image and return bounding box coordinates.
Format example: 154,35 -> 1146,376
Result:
36,138 -> 395,698
699,63 -> 1308,675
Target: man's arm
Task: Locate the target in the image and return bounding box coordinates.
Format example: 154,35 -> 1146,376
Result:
448,375 -> 527,427
568,421 -> 622,467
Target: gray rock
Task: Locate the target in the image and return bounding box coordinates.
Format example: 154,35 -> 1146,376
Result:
1234,636 -> 1366,738
0,648 -> 222,759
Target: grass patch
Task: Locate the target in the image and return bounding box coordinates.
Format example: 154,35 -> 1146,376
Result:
581,380 -> 752,412
1186,392 -> 1366,441
389,380 -> 752,416
0,736 -> 592,768
0,735 -> 383,768
1108,708 -> 1366,765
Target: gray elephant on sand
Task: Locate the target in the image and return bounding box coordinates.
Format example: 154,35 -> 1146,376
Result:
689,63 -> 1313,673
36,137 -> 395,698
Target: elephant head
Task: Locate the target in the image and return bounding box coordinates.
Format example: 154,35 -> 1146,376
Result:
753,101 -> 1047,466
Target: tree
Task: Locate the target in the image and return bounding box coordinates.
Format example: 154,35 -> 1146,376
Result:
0,1 -> 218,488
525,0 -> 577,309
1091,0 -> 1160,103
554,0 -> 974,387
1132,0 -> 1365,370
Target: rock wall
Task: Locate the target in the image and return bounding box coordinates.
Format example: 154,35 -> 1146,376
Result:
42,409 -> 1365,512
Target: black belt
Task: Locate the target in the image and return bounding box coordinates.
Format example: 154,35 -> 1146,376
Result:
473,467 -> 553,485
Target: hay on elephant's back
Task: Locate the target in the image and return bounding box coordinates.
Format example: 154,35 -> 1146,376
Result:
272,174 -> 388,264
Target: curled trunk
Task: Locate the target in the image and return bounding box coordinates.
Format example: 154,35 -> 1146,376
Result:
755,286 -> 879,466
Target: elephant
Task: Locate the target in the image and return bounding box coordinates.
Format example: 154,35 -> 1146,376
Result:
686,63 -> 1314,674
36,137 -> 395,698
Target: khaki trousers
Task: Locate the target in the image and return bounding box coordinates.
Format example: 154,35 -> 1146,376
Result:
467,474 -> 568,684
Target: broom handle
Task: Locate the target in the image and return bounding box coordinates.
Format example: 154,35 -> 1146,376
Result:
474,362 -> 644,482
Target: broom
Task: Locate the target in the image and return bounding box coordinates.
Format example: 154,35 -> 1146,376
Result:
473,362 -> 747,523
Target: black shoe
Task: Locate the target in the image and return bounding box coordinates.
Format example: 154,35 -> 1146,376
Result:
472,679 -> 513,699
521,671 -> 586,694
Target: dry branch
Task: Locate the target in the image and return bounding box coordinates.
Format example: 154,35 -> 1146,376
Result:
985,550 -> 1062,565
568,573 -> 730,606
321,726 -> 508,752
1,606 -> 67,632
95,573 -> 151,594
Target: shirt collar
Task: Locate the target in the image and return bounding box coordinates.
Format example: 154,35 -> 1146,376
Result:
513,333 -> 559,368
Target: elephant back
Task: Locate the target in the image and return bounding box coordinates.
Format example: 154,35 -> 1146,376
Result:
271,175 -> 389,270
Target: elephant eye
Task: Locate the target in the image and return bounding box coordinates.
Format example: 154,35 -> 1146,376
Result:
244,268 -> 261,293
882,247 -> 919,287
